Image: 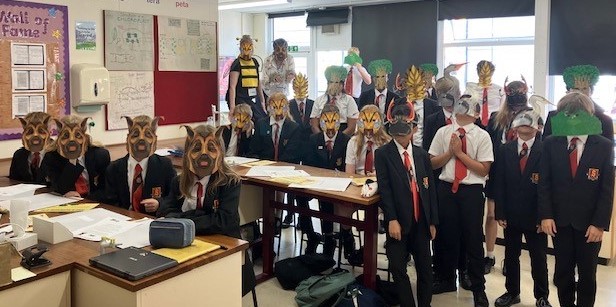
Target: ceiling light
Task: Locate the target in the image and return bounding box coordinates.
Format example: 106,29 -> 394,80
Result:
219,0 -> 291,11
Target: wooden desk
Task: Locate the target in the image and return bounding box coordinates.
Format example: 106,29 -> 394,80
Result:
0,203 -> 248,307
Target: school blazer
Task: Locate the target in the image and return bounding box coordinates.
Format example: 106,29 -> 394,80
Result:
494,140 -> 543,229
248,117 -> 301,164
538,135 -> 614,231
304,132 -> 350,171
421,98 -> 442,121
422,111 -> 447,152
9,147 -> 48,184
105,154 -> 176,214
375,141 -> 439,234
358,89 -> 399,116
158,176 -> 242,238
42,146 -> 110,202
543,107 -> 614,142
221,125 -> 252,157
289,98 -> 314,138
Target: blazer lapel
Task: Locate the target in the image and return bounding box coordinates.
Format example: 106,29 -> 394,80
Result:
289,100 -> 300,122
411,146 -> 428,190
523,141 -> 542,178
143,155 -> 157,198
576,136 -> 598,181
506,143 -> 522,181
119,156 -> 130,201
388,142 -> 412,195
555,137 -> 574,180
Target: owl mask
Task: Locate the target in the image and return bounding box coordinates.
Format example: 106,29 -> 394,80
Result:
54,116 -> 90,160
182,125 -> 224,178
19,112 -> 51,153
124,115 -> 159,162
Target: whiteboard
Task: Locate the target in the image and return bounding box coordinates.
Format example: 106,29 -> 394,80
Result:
106,71 -> 155,130
158,16 -> 217,72
104,10 -> 154,71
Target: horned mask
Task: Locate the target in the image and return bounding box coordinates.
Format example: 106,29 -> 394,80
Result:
387,98 -> 417,136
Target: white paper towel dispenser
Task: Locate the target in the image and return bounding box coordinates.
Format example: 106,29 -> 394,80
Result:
71,64 -> 110,112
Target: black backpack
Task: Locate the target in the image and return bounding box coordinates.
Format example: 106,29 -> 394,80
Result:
274,254 -> 336,290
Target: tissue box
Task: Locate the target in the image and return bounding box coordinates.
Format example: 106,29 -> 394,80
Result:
149,219 -> 195,248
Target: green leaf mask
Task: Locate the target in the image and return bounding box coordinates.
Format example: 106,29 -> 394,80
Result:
551,111 -> 602,136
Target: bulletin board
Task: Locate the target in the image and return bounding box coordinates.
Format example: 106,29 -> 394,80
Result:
0,0 -> 70,140
106,71 -> 155,130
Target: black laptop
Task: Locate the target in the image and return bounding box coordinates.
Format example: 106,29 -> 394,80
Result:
89,247 -> 178,281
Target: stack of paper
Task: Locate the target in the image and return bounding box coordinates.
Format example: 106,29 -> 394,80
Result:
0,184 -> 45,201
288,177 -> 352,192
34,203 -> 99,213
245,166 -> 295,177
224,156 -> 259,165
0,193 -> 80,212
152,239 -> 221,263
243,160 -> 277,167
50,208 -> 131,233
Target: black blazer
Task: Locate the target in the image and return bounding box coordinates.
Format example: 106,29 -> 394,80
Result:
221,125 -> 251,157
248,117 -> 301,163
538,135 -> 614,231
494,139 -> 543,229
304,132 -> 350,171
42,146 -> 110,202
358,89 -> 399,115
289,98 -> 314,138
375,141 -> 439,234
158,176 -> 241,238
543,106 -> 614,142
422,111 -> 448,152
105,154 -> 176,214
422,98 -> 442,122
9,148 -> 48,184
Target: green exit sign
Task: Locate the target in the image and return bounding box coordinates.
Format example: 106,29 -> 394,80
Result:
287,45 -> 299,52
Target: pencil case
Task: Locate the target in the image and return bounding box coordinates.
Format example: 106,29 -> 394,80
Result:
149,218 -> 195,248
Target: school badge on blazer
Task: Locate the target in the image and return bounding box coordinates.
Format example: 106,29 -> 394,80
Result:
422,177 -> 429,189
336,158 -> 342,166
151,187 -> 162,198
93,175 -> 99,186
213,199 -> 220,212
587,168 -> 600,181
283,139 -> 288,146
531,173 -> 539,184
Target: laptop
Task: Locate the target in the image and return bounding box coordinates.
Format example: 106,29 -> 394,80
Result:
89,247 -> 178,281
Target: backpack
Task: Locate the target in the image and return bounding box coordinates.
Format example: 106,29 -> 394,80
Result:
330,282 -> 389,307
275,254 -> 336,290
295,271 -> 356,307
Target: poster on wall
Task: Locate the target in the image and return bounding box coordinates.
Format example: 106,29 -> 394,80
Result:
104,10 -> 154,71
218,56 -> 235,102
106,71 -> 155,131
75,21 -> 96,50
0,0 -> 70,140
157,16 -> 217,72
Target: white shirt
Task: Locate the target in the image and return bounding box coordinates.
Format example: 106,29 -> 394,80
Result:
127,156 -> 149,209
269,117 -> 285,143
349,65 -> 369,98
374,89 -> 388,114
517,137 -> 535,156
412,99 -> 425,147
443,109 -> 453,123
394,139 -> 417,182
428,122 -> 494,185
324,132 -> 337,145
226,130 -> 239,157
77,156 -> 89,186
181,175 -> 211,212
464,82 -> 503,117
345,135 -> 381,175
566,135 -> 588,163
310,93 -> 359,123
261,54 -> 295,96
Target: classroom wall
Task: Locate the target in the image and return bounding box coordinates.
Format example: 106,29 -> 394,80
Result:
0,0 -> 218,160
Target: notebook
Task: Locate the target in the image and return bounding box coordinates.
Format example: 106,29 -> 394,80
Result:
89,247 -> 178,281
152,239 -> 220,263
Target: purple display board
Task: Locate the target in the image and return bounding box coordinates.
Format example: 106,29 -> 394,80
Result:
0,0 -> 69,140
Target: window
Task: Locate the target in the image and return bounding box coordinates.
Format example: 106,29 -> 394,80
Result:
272,14 -> 310,49
441,16 -> 535,94
316,50 -> 345,97
549,75 -> 616,118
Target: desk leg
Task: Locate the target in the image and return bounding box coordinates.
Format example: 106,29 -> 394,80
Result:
259,186 -> 275,282
363,204 -> 378,289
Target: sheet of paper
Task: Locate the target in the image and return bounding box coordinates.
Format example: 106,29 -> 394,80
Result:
28,95 -> 46,112
28,45 -> 45,65
224,156 -> 259,166
9,193 -> 80,212
242,160 -> 277,167
28,70 -> 45,90
350,177 -> 377,186
154,148 -> 172,156
73,217 -> 141,241
0,184 -> 45,201
12,70 -> 29,90
11,267 -> 36,282
269,170 -> 311,178
270,176 -> 316,185
288,177 -> 352,192
245,166 -> 295,177
11,44 -> 29,65
114,218 -> 153,248
50,208 -> 131,233
34,203 -> 99,213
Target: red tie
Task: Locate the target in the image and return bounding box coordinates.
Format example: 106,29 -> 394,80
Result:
344,67 -> 354,95
376,94 -> 384,108
329,95 -> 337,105
364,141 -> 374,175
452,127 -> 467,193
519,142 -> 528,173
445,117 -> 452,125
481,87 -> 489,126
506,128 -> 517,142
132,164 -> 143,212
326,140 -> 333,158
196,182 -> 204,209
299,101 -> 305,122
273,123 -> 280,161
31,152 -> 40,176
569,137 -> 579,178
403,151 -> 420,222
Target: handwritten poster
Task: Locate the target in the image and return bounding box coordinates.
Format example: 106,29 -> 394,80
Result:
75,21 -> 95,50
106,71 -> 155,130
104,11 -> 154,71
158,16 -> 217,72
0,0 -> 70,140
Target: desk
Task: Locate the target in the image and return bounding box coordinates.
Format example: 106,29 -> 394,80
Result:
0,203 -> 248,307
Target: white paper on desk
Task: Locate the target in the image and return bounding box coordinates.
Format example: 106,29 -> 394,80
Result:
154,148 -> 172,156
224,156 -> 259,165
114,218 -> 153,248
269,170 -> 311,178
288,177 -> 352,192
0,183 -> 45,201
245,166 -> 295,177
19,193 -> 79,212
50,208 -> 131,233
73,217 -> 141,241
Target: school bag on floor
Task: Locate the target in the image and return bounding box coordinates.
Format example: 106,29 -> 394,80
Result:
295,270 -> 356,307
